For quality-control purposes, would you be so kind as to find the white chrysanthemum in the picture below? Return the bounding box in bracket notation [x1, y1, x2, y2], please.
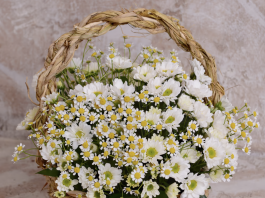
[220, 96, 234, 112]
[141, 180, 160, 198]
[170, 155, 190, 182]
[207, 110, 228, 139]
[86, 188, 106, 198]
[41, 92, 59, 105]
[191, 59, 212, 85]
[67, 57, 82, 68]
[84, 81, 108, 101]
[145, 111, 160, 126]
[156, 60, 183, 77]
[161, 79, 181, 105]
[193, 101, 213, 127]
[107, 56, 132, 69]
[209, 166, 225, 183]
[99, 163, 122, 187]
[180, 173, 209, 198]
[64, 122, 92, 149]
[133, 64, 156, 82]
[186, 80, 212, 99]
[56, 171, 78, 192]
[25, 106, 39, 122]
[31, 68, 45, 90]
[166, 183, 180, 198]
[17, 106, 40, 130]
[142, 139, 166, 165]
[69, 84, 84, 97]
[16, 120, 28, 130]
[180, 144, 201, 163]
[40, 142, 62, 164]
[83, 62, 99, 73]
[111, 78, 135, 97]
[178, 94, 195, 111]
[78, 166, 95, 188]
[145, 77, 165, 95]
[163, 107, 184, 133]
[203, 137, 226, 169]
[149, 106, 162, 115]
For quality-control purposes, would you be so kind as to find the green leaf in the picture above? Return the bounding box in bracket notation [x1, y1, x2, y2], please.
[120, 76, 129, 83]
[36, 168, 60, 177]
[200, 195, 207, 198]
[156, 191, 168, 198]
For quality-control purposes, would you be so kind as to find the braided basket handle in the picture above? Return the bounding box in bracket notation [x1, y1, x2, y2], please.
[36, 8, 224, 107]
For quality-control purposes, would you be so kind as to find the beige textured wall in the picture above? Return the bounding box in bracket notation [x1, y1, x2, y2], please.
[0, 0, 265, 197]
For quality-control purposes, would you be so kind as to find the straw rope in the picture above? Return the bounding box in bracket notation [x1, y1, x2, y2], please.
[35, 8, 223, 198]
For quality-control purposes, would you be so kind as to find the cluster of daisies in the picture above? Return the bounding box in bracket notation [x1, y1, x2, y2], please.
[14, 39, 259, 198]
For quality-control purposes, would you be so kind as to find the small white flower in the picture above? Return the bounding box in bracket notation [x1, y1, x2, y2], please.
[141, 180, 160, 198]
[180, 173, 209, 198]
[161, 78, 181, 105]
[193, 101, 213, 127]
[166, 183, 180, 198]
[203, 137, 226, 169]
[186, 80, 212, 99]
[133, 64, 156, 82]
[191, 58, 212, 85]
[107, 56, 132, 69]
[178, 94, 195, 111]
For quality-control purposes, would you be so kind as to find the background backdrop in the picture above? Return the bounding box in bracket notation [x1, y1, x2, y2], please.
[0, 0, 265, 197]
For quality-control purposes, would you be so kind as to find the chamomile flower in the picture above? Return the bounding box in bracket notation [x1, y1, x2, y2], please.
[193, 135, 205, 147]
[242, 144, 251, 155]
[131, 167, 145, 183]
[14, 143, 25, 154]
[160, 161, 172, 179]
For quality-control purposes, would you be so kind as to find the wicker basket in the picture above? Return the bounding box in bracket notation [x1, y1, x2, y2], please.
[34, 8, 223, 198]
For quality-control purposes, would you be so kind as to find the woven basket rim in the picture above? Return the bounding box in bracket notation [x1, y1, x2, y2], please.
[34, 8, 222, 198]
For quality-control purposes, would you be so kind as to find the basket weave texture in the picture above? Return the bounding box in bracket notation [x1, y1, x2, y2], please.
[34, 8, 222, 198]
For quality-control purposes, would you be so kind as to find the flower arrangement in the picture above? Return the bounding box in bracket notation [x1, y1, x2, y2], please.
[13, 36, 260, 198]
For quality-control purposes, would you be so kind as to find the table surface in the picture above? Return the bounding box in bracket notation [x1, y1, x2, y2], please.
[0, 137, 264, 198]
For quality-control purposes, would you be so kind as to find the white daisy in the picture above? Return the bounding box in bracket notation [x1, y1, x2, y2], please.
[84, 81, 108, 101]
[180, 173, 209, 198]
[63, 122, 92, 149]
[99, 163, 122, 187]
[203, 137, 226, 169]
[142, 139, 166, 165]
[133, 64, 157, 82]
[170, 155, 190, 182]
[107, 56, 132, 69]
[163, 107, 184, 133]
[55, 171, 78, 192]
[161, 78, 181, 105]
[145, 77, 165, 95]
[156, 60, 183, 77]
[111, 78, 135, 97]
